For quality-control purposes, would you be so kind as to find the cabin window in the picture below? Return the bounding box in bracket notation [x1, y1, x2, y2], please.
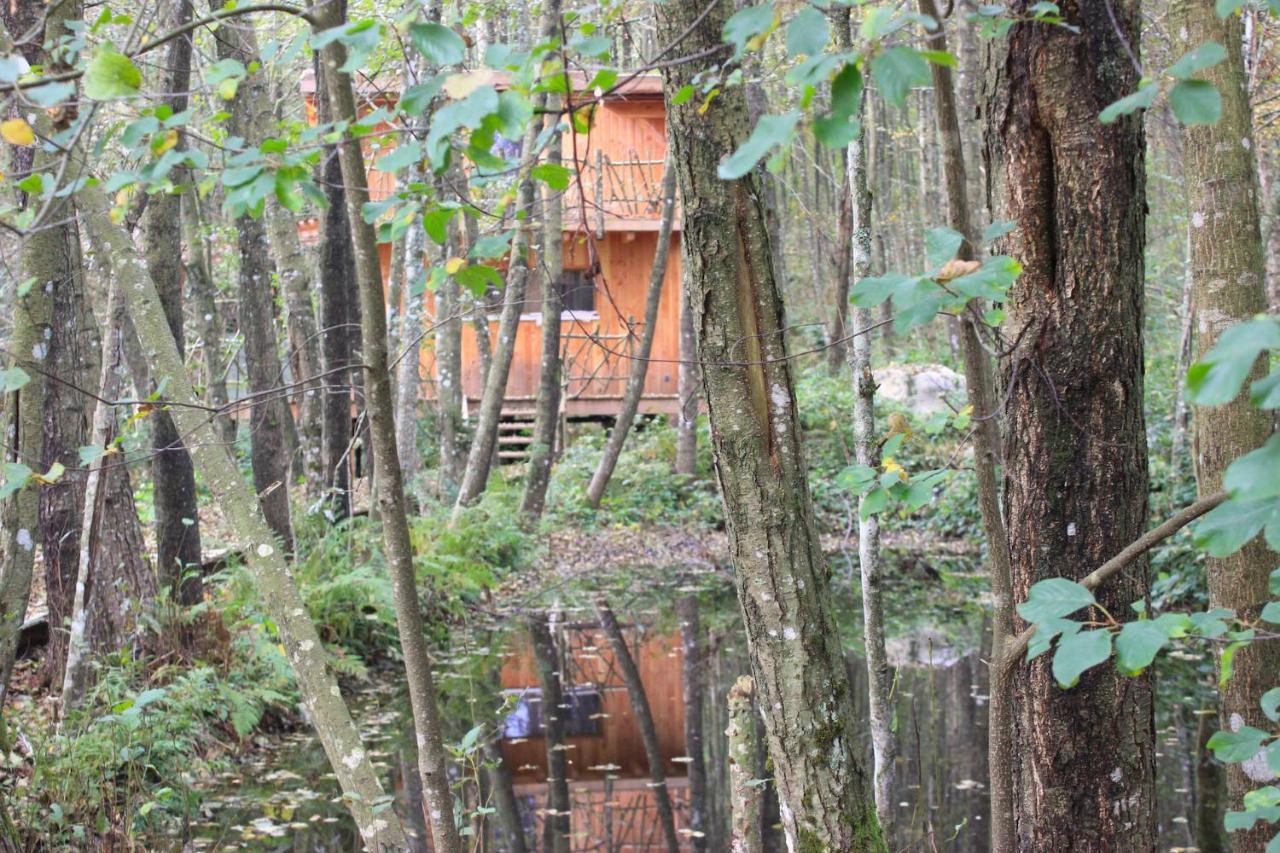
[501, 686, 604, 738]
[506, 269, 597, 319]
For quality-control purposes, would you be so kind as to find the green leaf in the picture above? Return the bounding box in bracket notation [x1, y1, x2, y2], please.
[0, 366, 30, 393]
[1170, 79, 1223, 125]
[470, 231, 514, 259]
[25, 82, 76, 108]
[1114, 621, 1167, 676]
[723, 4, 776, 60]
[672, 85, 695, 105]
[1206, 726, 1268, 762]
[1224, 434, 1280, 501]
[786, 6, 829, 57]
[1261, 601, 1280, 624]
[1216, 0, 1248, 15]
[1099, 82, 1158, 123]
[531, 162, 572, 190]
[454, 263, 503, 296]
[814, 115, 861, 148]
[78, 445, 105, 466]
[852, 273, 915, 308]
[1168, 42, 1227, 80]
[1271, 567, 1280, 596]
[84, 46, 143, 100]
[836, 463, 878, 495]
[829, 63, 864, 122]
[925, 226, 964, 270]
[1018, 577, 1096, 623]
[982, 219, 1017, 242]
[1028, 617, 1082, 661]
[1267, 741, 1280, 776]
[860, 485, 890, 518]
[870, 46, 931, 109]
[423, 206, 457, 245]
[905, 470, 947, 512]
[0, 462, 33, 500]
[1154, 611, 1193, 639]
[1251, 368, 1280, 409]
[948, 256, 1022, 302]
[375, 141, 423, 173]
[1194, 497, 1280, 557]
[1052, 629, 1112, 688]
[718, 112, 800, 180]
[1187, 318, 1280, 405]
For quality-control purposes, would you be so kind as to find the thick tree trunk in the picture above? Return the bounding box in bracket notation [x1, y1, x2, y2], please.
[726, 676, 763, 853]
[528, 612, 571, 853]
[985, 0, 1155, 847]
[585, 155, 676, 508]
[209, 5, 294, 554]
[520, 52, 566, 522]
[316, 55, 360, 520]
[1173, 4, 1280, 849]
[658, 4, 882, 846]
[79, 181, 406, 849]
[678, 595, 708, 852]
[595, 600, 680, 853]
[915, 0, 1016, 845]
[453, 118, 543, 513]
[844, 83, 895, 833]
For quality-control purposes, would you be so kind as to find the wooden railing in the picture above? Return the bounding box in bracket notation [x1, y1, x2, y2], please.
[566, 152, 669, 233]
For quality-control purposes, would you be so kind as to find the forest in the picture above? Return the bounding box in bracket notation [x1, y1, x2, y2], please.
[1, 0, 1279, 850]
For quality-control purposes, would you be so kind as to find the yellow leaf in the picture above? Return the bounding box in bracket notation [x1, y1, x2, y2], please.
[882, 457, 908, 482]
[153, 128, 179, 154]
[936, 258, 981, 283]
[445, 257, 466, 274]
[1, 118, 35, 146]
[443, 70, 494, 99]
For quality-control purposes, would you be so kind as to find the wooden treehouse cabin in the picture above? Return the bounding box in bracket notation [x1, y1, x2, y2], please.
[498, 621, 697, 850]
[299, 73, 684, 460]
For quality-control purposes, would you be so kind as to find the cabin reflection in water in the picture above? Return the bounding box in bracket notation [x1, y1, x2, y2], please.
[498, 622, 696, 850]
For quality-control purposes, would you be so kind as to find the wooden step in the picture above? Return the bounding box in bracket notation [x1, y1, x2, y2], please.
[498, 434, 531, 445]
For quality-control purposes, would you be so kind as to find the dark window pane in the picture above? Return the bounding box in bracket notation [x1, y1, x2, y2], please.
[561, 269, 596, 313]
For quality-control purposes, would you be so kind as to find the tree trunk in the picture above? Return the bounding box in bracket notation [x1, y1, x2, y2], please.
[316, 53, 359, 520]
[528, 612, 571, 853]
[1170, 225, 1195, 472]
[266, 197, 324, 492]
[844, 81, 896, 833]
[395, 219, 427, 492]
[1174, 4, 1280, 849]
[726, 676, 763, 853]
[595, 600, 680, 853]
[79, 181, 407, 849]
[483, 737, 528, 853]
[310, 6, 465, 849]
[585, 155, 676, 508]
[657, 4, 883, 848]
[915, 0, 1016, 844]
[436, 265, 465, 488]
[453, 117, 543, 514]
[675, 272, 700, 476]
[209, 4, 294, 554]
[520, 41, 566, 522]
[1194, 708, 1228, 853]
[183, 193, 237, 445]
[678, 595, 708, 852]
[985, 1, 1155, 847]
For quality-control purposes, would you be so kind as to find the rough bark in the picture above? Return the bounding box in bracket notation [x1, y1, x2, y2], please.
[726, 676, 763, 853]
[519, 44, 565, 522]
[675, 269, 700, 476]
[678, 595, 708, 852]
[595, 600, 680, 853]
[79, 182, 406, 849]
[453, 117, 543, 514]
[1173, 3, 1280, 848]
[585, 154, 676, 508]
[146, 0, 203, 605]
[209, 4, 294, 554]
[984, 0, 1155, 847]
[311, 10, 463, 850]
[528, 612, 571, 853]
[844, 83, 895, 834]
[658, 2, 883, 846]
[916, 0, 1016, 844]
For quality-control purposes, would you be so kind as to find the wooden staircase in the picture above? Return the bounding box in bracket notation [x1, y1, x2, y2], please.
[496, 409, 537, 463]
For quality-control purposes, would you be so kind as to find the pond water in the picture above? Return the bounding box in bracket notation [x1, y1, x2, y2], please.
[183, 556, 1209, 852]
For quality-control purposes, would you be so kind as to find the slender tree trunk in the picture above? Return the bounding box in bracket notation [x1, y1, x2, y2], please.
[395, 219, 427, 491]
[675, 272, 700, 475]
[678, 595, 708, 852]
[79, 181, 407, 849]
[528, 612, 571, 853]
[595, 600, 680, 853]
[483, 738, 528, 853]
[436, 262, 465, 488]
[183, 193, 237, 445]
[267, 198, 324, 492]
[845, 82, 896, 833]
[985, 1, 1155, 847]
[658, 5, 883, 845]
[520, 2, 567, 521]
[585, 155, 676, 508]
[1170, 225, 1195, 472]
[310, 7, 464, 849]
[453, 118, 543, 514]
[915, 0, 1016, 845]
[726, 676, 763, 853]
[209, 5, 294, 553]
[1194, 708, 1228, 853]
[1174, 4, 1280, 849]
